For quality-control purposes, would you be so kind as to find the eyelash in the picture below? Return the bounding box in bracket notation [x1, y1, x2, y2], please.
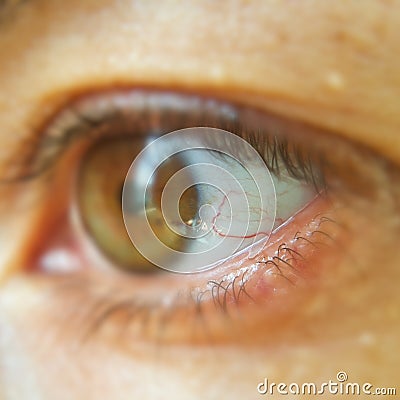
[6, 89, 385, 343]
[50, 213, 339, 345]
[5, 90, 326, 192]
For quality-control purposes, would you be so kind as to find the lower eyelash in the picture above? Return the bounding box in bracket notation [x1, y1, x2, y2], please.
[201, 215, 343, 313]
[42, 212, 342, 346]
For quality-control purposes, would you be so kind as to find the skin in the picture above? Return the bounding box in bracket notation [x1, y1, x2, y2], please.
[0, 1, 399, 399]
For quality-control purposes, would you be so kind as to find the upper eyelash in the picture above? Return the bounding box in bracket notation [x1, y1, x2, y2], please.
[1, 90, 327, 190]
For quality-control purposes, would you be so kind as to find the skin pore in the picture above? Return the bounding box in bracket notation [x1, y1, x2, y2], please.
[0, 1, 399, 399]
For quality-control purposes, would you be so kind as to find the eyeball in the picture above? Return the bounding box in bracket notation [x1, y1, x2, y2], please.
[122, 127, 277, 273]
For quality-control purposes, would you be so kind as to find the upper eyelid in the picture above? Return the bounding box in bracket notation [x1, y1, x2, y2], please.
[1, 0, 399, 166]
[3, 89, 328, 180]
[2, 84, 393, 175]
[1, 88, 394, 199]
[2, 90, 257, 180]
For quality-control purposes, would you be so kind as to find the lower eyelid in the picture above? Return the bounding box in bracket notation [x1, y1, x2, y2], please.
[9, 155, 396, 349]
[24, 193, 348, 347]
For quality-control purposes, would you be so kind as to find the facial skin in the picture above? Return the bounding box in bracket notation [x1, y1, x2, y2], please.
[0, 1, 399, 399]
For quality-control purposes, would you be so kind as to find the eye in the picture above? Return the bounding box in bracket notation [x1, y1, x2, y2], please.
[14, 89, 396, 344]
[77, 126, 316, 274]
[26, 91, 321, 273]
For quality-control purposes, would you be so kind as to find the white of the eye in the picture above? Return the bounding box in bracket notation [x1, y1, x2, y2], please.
[123, 127, 317, 273]
[167, 151, 316, 249]
[272, 172, 317, 227]
[123, 127, 277, 273]
[162, 149, 275, 252]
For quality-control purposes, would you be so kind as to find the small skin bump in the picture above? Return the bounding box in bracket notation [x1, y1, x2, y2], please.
[324, 71, 345, 92]
[358, 332, 376, 347]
